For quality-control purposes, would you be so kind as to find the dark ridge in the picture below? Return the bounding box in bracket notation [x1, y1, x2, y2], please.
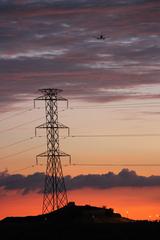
[0, 202, 159, 240]
[1, 202, 125, 224]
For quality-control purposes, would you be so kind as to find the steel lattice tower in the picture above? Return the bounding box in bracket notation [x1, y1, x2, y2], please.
[34, 88, 70, 214]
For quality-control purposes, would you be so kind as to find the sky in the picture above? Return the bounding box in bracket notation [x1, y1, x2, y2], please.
[0, 0, 160, 220]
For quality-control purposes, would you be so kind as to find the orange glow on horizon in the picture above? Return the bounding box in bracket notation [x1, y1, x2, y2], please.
[0, 187, 159, 221]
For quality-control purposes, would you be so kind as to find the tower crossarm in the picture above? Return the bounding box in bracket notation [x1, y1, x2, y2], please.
[34, 89, 68, 108]
[36, 151, 71, 159]
[35, 123, 70, 136]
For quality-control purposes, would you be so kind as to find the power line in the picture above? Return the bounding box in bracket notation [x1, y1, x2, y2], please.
[69, 133, 160, 138]
[0, 117, 44, 134]
[0, 107, 34, 122]
[0, 162, 70, 174]
[0, 105, 44, 123]
[0, 164, 38, 174]
[0, 135, 44, 150]
[0, 144, 44, 160]
[0, 136, 35, 149]
[6, 133, 160, 151]
[10, 165, 36, 174]
[1, 132, 160, 150]
[69, 101, 160, 110]
[36, 162, 160, 167]
[70, 163, 160, 167]
[1, 100, 160, 123]
[1, 162, 159, 175]
[0, 135, 63, 152]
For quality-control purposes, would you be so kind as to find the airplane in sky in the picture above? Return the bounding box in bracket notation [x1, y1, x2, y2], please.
[96, 33, 106, 40]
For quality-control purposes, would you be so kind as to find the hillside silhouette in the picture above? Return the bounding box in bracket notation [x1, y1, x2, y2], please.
[0, 202, 159, 240]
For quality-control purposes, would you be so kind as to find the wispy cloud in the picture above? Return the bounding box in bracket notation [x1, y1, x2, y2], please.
[0, 49, 68, 60]
[82, 60, 160, 74]
[0, 0, 160, 111]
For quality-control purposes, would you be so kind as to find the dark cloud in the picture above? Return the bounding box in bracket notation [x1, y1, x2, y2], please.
[0, 0, 154, 8]
[0, 169, 160, 195]
[0, 171, 44, 194]
[67, 169, 160, 189]
[0, 0, 160, 111]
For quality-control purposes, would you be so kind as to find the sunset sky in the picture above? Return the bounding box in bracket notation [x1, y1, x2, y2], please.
[0, 0, 160, 221]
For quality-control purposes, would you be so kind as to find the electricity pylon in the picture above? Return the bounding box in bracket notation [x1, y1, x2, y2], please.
[34, 88, 70, 214]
